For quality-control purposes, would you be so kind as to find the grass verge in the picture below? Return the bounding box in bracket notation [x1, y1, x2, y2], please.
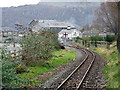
[17, 49, 76, 87]
[92, 47, 118, 88]
[74, 41, 119, 88]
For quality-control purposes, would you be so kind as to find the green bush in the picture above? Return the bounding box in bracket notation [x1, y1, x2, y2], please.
[19, 30, 60, 66]
[15, 63, 27, 74]
[4, 38, 15, 43]
[2, 61, 22, 88]
[82, 37, 91, 47]
[75, 36, 82, 42]
[105, 35, 116, 43]
[1, 45, 27, 74]
[1, 47, 27, 88]
[91, 35, 104, 41]
[105, 35, 116, 49]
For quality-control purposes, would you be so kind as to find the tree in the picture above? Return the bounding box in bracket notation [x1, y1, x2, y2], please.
[105, 35, 116, 49]
[15, 24, 60, 66]
[82, 37, 91, 47]
[117, 2, 120, 53]
[91, 35, 104, 41]
[94, 2, 120, 52]
[20, 30, 60, 66]
[95, 1, 120, 88]
[81, 28, 85, 33]
[83, 24, 90, 31]
[75, 36, 82, 42]
[117, 1, 120, 88]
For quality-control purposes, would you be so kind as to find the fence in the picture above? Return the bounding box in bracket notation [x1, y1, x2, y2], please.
[78, 40, 108, 48]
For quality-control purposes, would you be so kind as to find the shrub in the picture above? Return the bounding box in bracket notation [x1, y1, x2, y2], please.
[15, 63, 27, 74]
[83, 37, 91, 41]
[19, 30, 60, 66]
[1, 45, 27, 74]
[105, 35, 116, 49]
[82, 37, 91, 47]
[75, 36, 82, 42]
[2, 61, 21, 88]
[1, 46, 27, 88]
[91, 35, 104, 41]
[105, 35, 116, 43]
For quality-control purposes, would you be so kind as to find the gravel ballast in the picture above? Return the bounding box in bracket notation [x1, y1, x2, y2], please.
[41, 44, 106, 89]
[41, 46, 86, 88]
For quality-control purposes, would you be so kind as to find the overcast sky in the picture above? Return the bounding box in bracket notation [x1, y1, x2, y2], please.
[0, 0, 109, 7]
[0, 0, 41, 7]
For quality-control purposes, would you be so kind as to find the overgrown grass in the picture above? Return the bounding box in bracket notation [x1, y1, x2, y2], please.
[17, 49, 76, 87]
[92, 47, 118, 88]
[48, 49, 76, 67]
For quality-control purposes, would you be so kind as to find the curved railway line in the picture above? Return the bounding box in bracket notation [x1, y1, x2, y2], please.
[57, 42, 97, 89]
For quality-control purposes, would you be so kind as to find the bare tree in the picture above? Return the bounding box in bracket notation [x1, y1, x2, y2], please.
[117, 2, 120, 88]
[117, 2, 120, 53]
[94, 2, 120, 53]
[95, 2, 120, 88]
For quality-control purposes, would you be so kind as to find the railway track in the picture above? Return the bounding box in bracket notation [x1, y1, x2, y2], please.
[57, 43, 96, 89]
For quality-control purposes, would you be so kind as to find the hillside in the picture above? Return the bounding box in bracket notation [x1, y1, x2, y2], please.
[2, 2, 100, 29]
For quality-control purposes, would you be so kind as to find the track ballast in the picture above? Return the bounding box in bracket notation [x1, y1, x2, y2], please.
[57, 43, 96, 89]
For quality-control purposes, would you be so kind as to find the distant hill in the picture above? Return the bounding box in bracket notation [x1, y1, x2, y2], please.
[2, 2, 100, 29]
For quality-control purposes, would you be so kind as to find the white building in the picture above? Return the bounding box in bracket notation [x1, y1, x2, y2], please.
[58, 28, 81, 40]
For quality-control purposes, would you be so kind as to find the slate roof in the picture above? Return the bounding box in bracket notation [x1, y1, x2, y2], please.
[29, 20, 75, 28]
[0, 27, 18, 32]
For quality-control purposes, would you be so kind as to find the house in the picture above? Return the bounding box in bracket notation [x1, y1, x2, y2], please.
[99, 32, 115, 37]
[58, 28, 81, 41]
[82, 28, 115, 38]
[0, 27, 19, 42]
[29, 20, 76, 33]
[82, 28, 100, 38]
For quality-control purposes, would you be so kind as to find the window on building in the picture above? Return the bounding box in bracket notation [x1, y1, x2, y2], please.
[14, 32, 17, 35]
[74, 32, 76, 36]
[8, 32, 12, 35]
[3, 32, 8, 37]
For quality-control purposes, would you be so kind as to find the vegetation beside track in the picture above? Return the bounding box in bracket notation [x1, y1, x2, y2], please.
[74, 41, 119, 88]
[17, 49, 76, 87]
[91, 42, 118, 88]
[1, 29, 76, 88]
[1, 48, 76, 88]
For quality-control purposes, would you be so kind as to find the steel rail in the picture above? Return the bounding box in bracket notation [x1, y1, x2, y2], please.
[57, 43, 96, 89]
[57, 49, 88, 89]
[77, 48, 96, 89]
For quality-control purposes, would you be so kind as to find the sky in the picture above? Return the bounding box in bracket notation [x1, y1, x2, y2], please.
[0, 0, 41, 7]
[0, 0, 114, 8]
